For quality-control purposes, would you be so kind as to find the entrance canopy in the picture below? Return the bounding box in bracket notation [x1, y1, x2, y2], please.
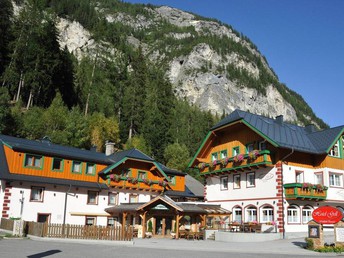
[105, 195, 231, 239]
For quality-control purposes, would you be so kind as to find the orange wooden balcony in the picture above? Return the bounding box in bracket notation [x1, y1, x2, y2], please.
[284, 183, 327, 201]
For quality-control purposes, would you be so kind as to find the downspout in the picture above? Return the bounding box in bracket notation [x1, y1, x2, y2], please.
[280, 148, 294, 239]
[63, 184, 72, 236]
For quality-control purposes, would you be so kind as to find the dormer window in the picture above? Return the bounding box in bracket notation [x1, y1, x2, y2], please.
[259, 141, 266, 151]
[24, 154, 43, 169]
[232, 147, 240, 156]
[246, 143, 254, 153]
[220, 150, 227, 159]
[211, 152, 218, 161]
[329, 140, 340, 157]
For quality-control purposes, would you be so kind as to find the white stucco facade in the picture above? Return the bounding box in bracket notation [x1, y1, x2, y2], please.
[2, 181, 155, 226]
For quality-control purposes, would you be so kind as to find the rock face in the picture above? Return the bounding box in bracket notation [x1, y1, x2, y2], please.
[55, 4, 315, 126]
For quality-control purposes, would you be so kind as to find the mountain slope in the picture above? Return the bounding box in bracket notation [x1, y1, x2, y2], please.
[55, 1, 326, 128]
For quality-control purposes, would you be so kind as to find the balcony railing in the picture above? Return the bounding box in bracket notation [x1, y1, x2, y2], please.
[284, 183, 327, 201]
[198, 150, 272, 175]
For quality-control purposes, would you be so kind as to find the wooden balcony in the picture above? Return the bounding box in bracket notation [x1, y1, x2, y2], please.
[198, 150, 273, 175]
[284, 183, 327, 201]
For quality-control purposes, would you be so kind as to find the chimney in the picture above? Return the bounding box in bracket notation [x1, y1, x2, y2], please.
[275, 115, 283, 125]
[90, 145, 97, 152]
[105, 141, 115, 156]
[305, 124, 317, 133]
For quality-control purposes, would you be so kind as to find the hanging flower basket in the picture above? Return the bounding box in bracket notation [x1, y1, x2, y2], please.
[210, 160, 218, 168]
[158, 180, 167, 187]
[233, 154, 244, 163]
[143, 178, 153, 186]
[248, 150, 260, 161]
[221, 157, 229, 167]
[127, 177, 138, 184]
[198, 162, 206, 170]
[302, 182, 313, 191]
[110, 174, 121, 182]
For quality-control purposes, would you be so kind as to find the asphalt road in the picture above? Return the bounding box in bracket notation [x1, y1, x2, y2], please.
[0, 237, 338, 258]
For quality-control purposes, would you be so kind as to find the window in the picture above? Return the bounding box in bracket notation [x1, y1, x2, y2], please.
[30, 187, 44, 202]
[108, 192, 118, 205]
[86, 163, 95, 175]
[24, 154, 43, 168]
[220, 176, 228, 190]
[245, 206, 257, 222]
[246, 143, 254, 153]
[259, 141, 266, 151]
[302, 206, 313, 224]
[247, 172, 255, 187]
[232, 147, 240, 156]
[138, 171, 146, 180]
[295, 171, 304, 183]
[168, 175, 176, 185]
[52, 158, 63, 171]
[85, 216, 96, 226]
[121, 169, 130, 177]
[233, 207, 242, 223]
[329, 140, 340, 157]
[72, 161, 82, 174]
[211, 152, 218, 161]
[261, 206, 274, 222]
[287, 205, 300, 223]
[314, 172, 323, 185]
[129, 194, 138, 203]
[107, 217, 118, 227]
[87, 191, 98, 205]
[37, 213, 50, 223]
[220, 150, 227, 159]
[233, 174, 241, 189]
[329, 173, 342, 187]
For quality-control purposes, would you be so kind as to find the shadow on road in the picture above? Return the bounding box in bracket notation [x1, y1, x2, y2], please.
[27, 249, 61, 258]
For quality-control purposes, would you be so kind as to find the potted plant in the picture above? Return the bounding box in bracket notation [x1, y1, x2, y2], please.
[146, 220, 153, 238]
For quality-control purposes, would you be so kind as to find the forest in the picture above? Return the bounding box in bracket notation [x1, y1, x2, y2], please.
[0, 0, 327, 179]
[0, 0, 220, 179]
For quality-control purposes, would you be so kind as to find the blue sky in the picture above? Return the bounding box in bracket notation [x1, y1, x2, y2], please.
[125, 0, 344, 128]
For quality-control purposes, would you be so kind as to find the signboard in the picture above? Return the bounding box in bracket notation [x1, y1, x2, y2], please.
[308, 225, 320, 238]
[312, 206, 343, 224]
[152, 204, 169, 210]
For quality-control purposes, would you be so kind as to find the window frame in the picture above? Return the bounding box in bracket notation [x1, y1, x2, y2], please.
[85, 216, 96, 226]
[108, 192, 118, 205]
[121, 169, 131, 178]
[246, 143, 254, 154]
[258, 141, 266, 151]
[220, 176, 228, 190]
[129, 194, 138, 203]
[220, 149, 228, 159]
[138, 171, 147, 180]
[211, 152, 218, 161]
[233, 174, 241, 189]
[85, 163, 96, 176]
[51, 157, 64, 172]
[329, 172, 342, 187]
[261, 205, 274, 223]
[302, 206, 313, 224]
[245, 206, 257, 222]
[71, 160, 83, 174]
[246, 172, 255, 188]
[232, 146, 240, 157]
[314, 172, 323, 185]
[329, 140, 340, 158]
[287, 205, 300, 224]
[24, 154, 44, 169]
[295, 170, 304, 183]
[87, 190, 99, 205]
[30, 186, 44, 202]
[107, 217, 118, 227]
[232, 206, 242, 223]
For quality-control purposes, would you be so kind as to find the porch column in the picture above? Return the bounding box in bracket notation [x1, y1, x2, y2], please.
[122, 212, 127, 240]
[200, 215, 206, 228]
[175, 214, 182, 240]
[140, 211, 147, 239]
[162, 218, 166, 236]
